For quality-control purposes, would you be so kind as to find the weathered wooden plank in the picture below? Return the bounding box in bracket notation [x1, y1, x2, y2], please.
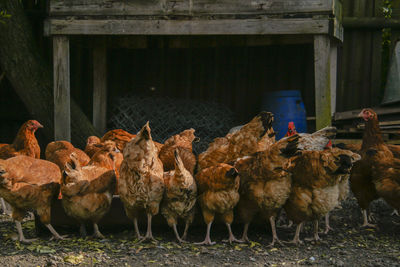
[53, 36, 71, 141]
[45, 18, 332, 36]
[49, 0, 339, 16]
[93, 40, 107, 134]
[329, 43, 337, 115]
[314, 35, 332, 129]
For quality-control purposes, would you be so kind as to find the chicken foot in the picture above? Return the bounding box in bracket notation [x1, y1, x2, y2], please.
[222, 223, 243, 244]
[361, 209, 377, 228]
[15, 221, 38, 244]
[305, 220, 321, 242]
[323, 213, 333, 234]
[46, 224, 67, 240]
[267, 216, 283, 247]
[93, 223, 105, 239]
[283, 222, 304, 246]
[240, 223, 250, 243]
[195, 222, 215, 245]
[138, 214, 156, 243]
[172, 223, 187, 244]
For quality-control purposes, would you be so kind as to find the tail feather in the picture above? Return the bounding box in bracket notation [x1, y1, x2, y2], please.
[258, 111, 274, 138]
[279, 134, 301, 158]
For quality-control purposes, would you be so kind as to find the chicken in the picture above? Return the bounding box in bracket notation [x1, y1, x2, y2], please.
[161, 149, 197, 243]
[0, 120, 43, 215]
[194, 163, 240, 245]
[281, 126, 336, 151]
[234, 134, 301, 246]
[350, 108, 394, 228]
[284, 148, 361, 244]
[89, 141, 123, 179]
[198, 112, 275, 171]
[84, 136, 102, 158]
[101, 129, 136, 151]
[0, 120, 43, 159]
[118, 122, 164, 242]
[0, 156, 64, 243]
[61, 152, 116, 238]
[159, 129, 197, 175]
[45, 141, 90, 171]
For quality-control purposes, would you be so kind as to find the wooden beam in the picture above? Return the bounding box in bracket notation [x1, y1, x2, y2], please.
[49, 0, 339, 16]
[330, 43, 337, 115]
[334, 107, 400, 121]
[343, 17, 400, 29]
[92, 40, 107, 134]
[44, 18, 333, 36]
[53, 36, 71, 141]
[314, 35, 332, 129]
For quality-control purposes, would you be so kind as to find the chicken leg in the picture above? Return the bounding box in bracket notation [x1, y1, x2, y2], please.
[93, 223, 105, 239]
[361, 209, 377, 228]
[181, 220, 190, 241]
[268, 216, 283, 247]
[80, 223, 87, 237]
[172, 223, 186, 244]
[222, 223, 243, 244]
[284, 222, 303, 246]
[240, 223, 250, 243]
[324, 213, 333, 234]
[139, 213, 156, 243]
[46, 224, 66, 240]
[195, 222, 215, 245]
[1, 198, 11, 215]
[305, 220, 321, 242]
[15, 221, 37, 243]
[133, 218, 143, 240]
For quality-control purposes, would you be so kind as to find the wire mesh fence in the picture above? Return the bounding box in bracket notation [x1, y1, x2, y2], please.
[108, 94, 238, 154]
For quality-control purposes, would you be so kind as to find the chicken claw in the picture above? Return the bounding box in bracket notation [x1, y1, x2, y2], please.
[361, 210, 378, 229]
[195, 222, 215, 246]
[283, 223, 303, 246]
[222, 223, 243, 244]
[239, 223, 250, 243]
[93, 223, 105, 239]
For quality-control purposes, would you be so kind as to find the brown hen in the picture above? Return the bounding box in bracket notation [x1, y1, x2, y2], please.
[0, 120, 43, 159]
[350, 108, 394, 228]
[0, 156, 64, 243]
[84, 136, 102, 158]
[234, 134, 301, 246]
[118, 122, 164, 242]
[198, 112, 275, 171]
[61, 152, 116, 238]
[159, 129, 197, 175]
[284, 148, 360, 244]
[45, 140, 90, 171]
[161, 149, 197, 243]
[195, 163, 240, 245]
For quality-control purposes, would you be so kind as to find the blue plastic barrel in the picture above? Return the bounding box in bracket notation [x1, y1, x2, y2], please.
[261, 90, 307, 140]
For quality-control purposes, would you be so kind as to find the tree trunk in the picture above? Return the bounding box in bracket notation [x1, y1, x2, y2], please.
[0, 0, 99, 147]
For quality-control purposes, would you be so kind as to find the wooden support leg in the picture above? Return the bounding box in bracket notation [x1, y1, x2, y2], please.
[53, 36, 71, 141]
[93, 41, 107, 134]
[314, 35, 336, 129]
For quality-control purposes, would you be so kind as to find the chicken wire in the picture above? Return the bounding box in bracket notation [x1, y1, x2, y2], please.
[108, 94, 238, 154]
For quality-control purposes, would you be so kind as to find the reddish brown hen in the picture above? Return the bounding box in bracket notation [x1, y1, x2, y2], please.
[45, 140, 90, 171]
[0, 156, 64, 243]
[195, 163, 240, 245]
[84, 136, 102, 158]
[159, 129, 197, 175]
[0, 120, 43, 159]
[350, 108, 394, 228]
[61, 152, 117, 238]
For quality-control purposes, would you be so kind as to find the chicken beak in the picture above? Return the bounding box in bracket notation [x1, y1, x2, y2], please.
[36, 123, 44, 129]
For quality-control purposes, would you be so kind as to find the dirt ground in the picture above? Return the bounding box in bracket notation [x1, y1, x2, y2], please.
[0, 196, 399, 267]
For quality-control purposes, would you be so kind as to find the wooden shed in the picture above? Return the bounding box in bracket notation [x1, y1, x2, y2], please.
[44, 0, 343, 140]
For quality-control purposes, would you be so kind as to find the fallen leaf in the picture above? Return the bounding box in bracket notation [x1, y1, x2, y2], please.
[64, 254, 84, 265]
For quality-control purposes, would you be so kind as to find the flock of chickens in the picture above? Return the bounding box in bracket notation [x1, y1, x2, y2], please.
[0, 108, 399, 247]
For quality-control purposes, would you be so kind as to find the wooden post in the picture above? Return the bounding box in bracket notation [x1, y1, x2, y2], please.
[330, 43, 337, 116]
[93, 41, 107, 134]
[53, 36, 71, 141]
[314, 35, 334, 129]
